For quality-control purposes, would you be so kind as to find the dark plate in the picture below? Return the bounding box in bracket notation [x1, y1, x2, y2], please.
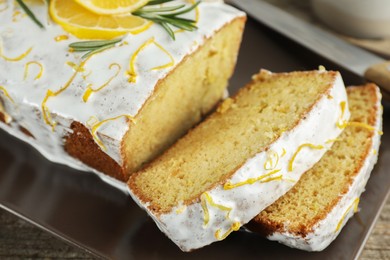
[0, 18, 389, 260]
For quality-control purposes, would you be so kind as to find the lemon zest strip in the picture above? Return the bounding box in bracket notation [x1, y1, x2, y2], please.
[0, 86, 14, 103]
[224, 169, 281, 190]
[54, 35, 69, 41]
[264, 150, 279, 170]
[66, 61, 86, 72]
[24, 61, 44, 80]
[337, 101, 382, 135]
[288, 143, 324, 172]
[82, 63, 121, 102]
[89, 114, 135, 151]
[126, 37, 175, 83]
[126, 37, 154, 83]
[215, 222, 241, 241]
[201, 192, 232, 227]
[281, 148, 286, 157]
[345, 121, 383, 135]
[42, 58, 90, 130]
[325, 138, 341, 144]
[336, 101, 348, 128]
[335, 197, 360, 232]
[0, 46, 32, 62]
[150, 40, 174, 71]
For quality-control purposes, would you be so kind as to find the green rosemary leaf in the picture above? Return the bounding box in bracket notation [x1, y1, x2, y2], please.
[69, 38, 122, 49]
[146, 0, 174, 6]
[160, 15, 196, 24]
[162, 17, 197, 30]
[15, 0, 44, 28]
[132, 0, 200, 40]
[165, 1, 200, 16]
[82, 44, 116, 59]
[69, 38, 122, 59]
[160, 22, 175, 40]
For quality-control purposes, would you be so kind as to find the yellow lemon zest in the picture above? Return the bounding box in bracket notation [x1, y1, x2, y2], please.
[224, 169, 281, 190]
[126, 37, 174, 83]
[150, 40, 174, 71]
[336, 101, 382, 135]
[0, 86, 14, 103]
[336, 101, 347, 128]
[66, 61, 86, 72]
[264, 150, 279, 170]
[42, 58, 90, 130]
[325, 138, 341, 144]
[24, 61, 44, 80]
[345, 121, 383, 135]
[54, 35, 69, 41]
[335, 197, 360, 232]
[201, 192, 232, 227]
[89, 114, 135, 150]
[281, 148, 286, 157]
[126, 37, 154, 83]
[82, 63, 121, 102]
[261, 175, 283, 183]
[0, 46, 32, 62]
[289, 143, 324, 172]
[215, 222, 241, 240]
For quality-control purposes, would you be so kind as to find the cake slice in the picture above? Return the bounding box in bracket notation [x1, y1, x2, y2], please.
[0, 1, 245, 187]
[246, 84, 382, 251]
[128, 69, 349, 251]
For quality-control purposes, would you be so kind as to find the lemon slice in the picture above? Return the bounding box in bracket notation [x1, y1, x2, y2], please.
[74, 0, 148, 15]
[50, 0, 151, 39]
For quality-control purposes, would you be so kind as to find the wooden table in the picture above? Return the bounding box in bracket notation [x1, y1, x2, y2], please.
[0, 197, 389, 259]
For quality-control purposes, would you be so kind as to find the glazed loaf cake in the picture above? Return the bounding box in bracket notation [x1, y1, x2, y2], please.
[0, 1, 245, 187]
[247, 84, 382, 251]
[128, 69, 350, 251]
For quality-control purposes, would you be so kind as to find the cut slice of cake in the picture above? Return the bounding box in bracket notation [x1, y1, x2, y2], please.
[246, 84, 383, 251]
[0, 1, 245, 187]
[128, 69, 350, 251]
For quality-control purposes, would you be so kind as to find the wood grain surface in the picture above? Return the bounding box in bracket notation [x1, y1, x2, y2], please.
[0, 196, 389, 259]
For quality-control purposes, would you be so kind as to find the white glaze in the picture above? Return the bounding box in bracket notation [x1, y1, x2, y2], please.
[0, 1, 245, 185]
[128, 71, 350, 251]
[267, 86, 383, 251]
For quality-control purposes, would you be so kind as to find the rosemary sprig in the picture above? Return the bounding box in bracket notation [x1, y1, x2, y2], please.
[69, 38, 123, 59]
[133, 0, 200, 40]
[15, 0, 44, 29]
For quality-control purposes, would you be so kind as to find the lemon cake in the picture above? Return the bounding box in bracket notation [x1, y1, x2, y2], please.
[0, 0, 245, 188]
[128, 69, 350, 251]
[247, 84, 382, 251]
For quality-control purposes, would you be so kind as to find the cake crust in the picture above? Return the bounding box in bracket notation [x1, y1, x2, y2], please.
[128, 69, 349, 251]
[247, 84, 382, 251]
[0, 1, 245, 187]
